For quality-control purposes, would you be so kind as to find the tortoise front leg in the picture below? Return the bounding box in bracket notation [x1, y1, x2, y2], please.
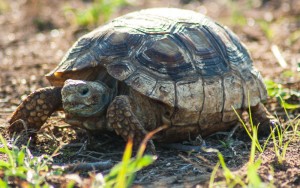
[8, 87, 62, 134]
[106, 95, 156, 152]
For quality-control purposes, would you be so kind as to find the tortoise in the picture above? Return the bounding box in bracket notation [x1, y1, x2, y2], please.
[9, 8, 274, 148]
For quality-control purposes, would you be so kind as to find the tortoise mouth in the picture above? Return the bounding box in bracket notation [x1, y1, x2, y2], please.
[63, 102, 105, 117]
[63, 102, 84, 110]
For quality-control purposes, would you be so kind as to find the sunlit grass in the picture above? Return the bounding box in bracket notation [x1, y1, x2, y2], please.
[0, 126, 161, 187]
[64, 0, 128, 28]
[104, 139, 156, 188]
[209, 117, 269, 187]
[210, 90, 299, 187]
[226, 0, 248, 27]
[0, 0, 9, 14]
[104, 126, 165, 188]
[0, 134, 61, 187]
[256, 19, 274, 41]
[232, 102, 271, 153]
[264, 79, 300, 110]
[270, 98, 300, 164]
[209, 104, 268, 187]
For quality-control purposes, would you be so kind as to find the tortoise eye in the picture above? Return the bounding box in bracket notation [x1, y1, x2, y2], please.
[80, 87, 89, 96]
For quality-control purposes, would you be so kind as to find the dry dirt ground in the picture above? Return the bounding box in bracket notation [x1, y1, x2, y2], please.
[0, 0, 299, 187]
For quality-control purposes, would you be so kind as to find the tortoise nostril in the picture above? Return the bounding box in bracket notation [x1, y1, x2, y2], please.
[80, 87, 89, 96]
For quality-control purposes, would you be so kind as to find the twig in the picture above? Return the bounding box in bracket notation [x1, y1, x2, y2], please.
[179, 154, 214, 171]
[70, 140, 88, 157]
[226, 123, 240, 141]
[78, 154, 105, 161]
[159, 143, 202, 152]
[53, 160, 113, 172]
[271, 44, 288, 68]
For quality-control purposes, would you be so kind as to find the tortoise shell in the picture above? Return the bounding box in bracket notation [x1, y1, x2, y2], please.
[46, 8, 267, 125]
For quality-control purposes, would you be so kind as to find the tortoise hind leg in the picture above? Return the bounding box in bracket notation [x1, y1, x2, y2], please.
[8, 87, 62, 134]
[250, 102, 278, 136]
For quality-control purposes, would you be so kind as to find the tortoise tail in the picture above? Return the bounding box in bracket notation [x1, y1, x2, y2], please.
[8, 87, 62, 134]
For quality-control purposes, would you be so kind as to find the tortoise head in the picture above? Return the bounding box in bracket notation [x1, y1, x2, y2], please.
[61, 79, 112, 117]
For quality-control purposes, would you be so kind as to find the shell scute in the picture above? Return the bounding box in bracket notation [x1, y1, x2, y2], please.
[222, 73, 243, 122]
[107, 61, 136, 81]
[125, 71, 156, 96]
[99, 31, 142, 57]
[137, 36, 193, 78]
[172, 78, 204, 126]
[240, 70, 261, 107]
[149, 81, 175, 108]
[176, 27, 214, 55]
[175, 26, 230, 77]
[112, 14, 173, 34]
[144, 37, 183, 63]
[199, 77, 223, 125]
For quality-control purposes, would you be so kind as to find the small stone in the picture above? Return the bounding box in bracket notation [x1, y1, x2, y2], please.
[42, 104, 48, 109]
[44, 110, 49, 115]
[37, 112, 43, 117]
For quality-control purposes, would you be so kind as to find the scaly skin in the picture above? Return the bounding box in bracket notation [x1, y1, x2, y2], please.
[106, 95, 156, 152]
[8, 87, 62, 134]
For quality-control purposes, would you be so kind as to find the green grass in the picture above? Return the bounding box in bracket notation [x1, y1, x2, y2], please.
[0, 127, 160, 187]
[270, 99, 300, 164]
[209, 124, 269, 187]
[0, 134, 61, 187]
[264, 79, 300, 110]
[0, 0, 9, 14]
[256, 19, 274, 41]
[226, 0, 248, 27]
[104, 139, 156, 188]
[103, 126, 165, 188]
[64, 0, 128, 28]
[209, 107, 269, 187]
[210, 91, 299, 187]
